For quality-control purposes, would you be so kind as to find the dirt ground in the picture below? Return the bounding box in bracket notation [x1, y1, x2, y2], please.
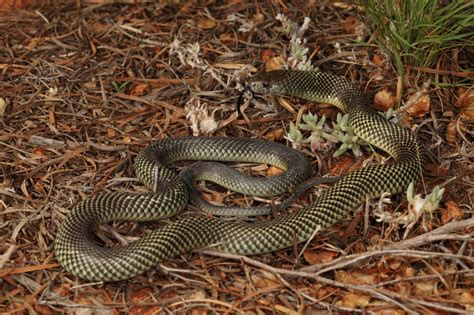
[0, 1, 473, 313]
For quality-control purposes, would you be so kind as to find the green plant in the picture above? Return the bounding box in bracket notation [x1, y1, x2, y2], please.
[286, 112, 372, 157]
[112, 81, 130, 93]
[331, 113, 368, 158]
[362, 0, 474, 81]
[276, 14, 314, 70]
[286, 121, 309, 149]
[406, 182, 445, 215]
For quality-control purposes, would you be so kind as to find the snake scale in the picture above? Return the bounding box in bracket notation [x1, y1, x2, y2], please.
[54, 70, 426, 281]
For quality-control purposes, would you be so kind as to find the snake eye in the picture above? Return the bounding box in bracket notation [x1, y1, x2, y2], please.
[262, 82, 271, 88]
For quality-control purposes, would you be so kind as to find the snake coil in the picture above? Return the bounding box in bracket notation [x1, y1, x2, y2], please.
[55, 70, 426, 281]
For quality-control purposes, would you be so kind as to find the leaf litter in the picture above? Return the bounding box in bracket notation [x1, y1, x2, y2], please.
[0, 1, 472, 314]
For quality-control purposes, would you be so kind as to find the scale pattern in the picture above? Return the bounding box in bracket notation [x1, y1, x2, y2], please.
[54, 70, 426, 281]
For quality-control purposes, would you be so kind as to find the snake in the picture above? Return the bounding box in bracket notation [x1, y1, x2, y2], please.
[54, 70, 426, 281]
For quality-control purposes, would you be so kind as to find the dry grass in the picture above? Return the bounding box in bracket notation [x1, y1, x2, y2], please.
[0, 1, 472, 313]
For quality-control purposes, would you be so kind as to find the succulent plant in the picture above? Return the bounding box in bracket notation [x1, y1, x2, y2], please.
[285, 122, 309, 149]
[379, 107, 399, 124]
[407, 182, 445, 215]
[331, 113, 368, 157]
[286, 112, 373, 156]
[300, 112, 337, 152]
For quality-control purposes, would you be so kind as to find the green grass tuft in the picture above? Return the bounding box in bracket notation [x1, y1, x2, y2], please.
[361, 0, 474, 82]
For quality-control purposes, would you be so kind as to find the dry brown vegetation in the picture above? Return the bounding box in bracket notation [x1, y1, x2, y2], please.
[0, 1, 473, 313]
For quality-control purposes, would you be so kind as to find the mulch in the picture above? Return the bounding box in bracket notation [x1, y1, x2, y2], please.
[0, 1, 472, 313]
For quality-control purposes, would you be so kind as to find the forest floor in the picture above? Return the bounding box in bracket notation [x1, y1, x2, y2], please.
[0, 1, 473, 314]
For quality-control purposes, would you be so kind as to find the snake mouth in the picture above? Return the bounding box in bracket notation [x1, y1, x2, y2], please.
[237, 85, 254, 116]
[237, 70, 290, 116]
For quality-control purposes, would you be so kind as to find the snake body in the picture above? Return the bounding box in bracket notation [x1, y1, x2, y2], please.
[54, 70, 426, 281]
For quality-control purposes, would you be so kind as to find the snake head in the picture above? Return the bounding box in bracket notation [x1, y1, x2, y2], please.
[237, 70, 292, 116]
[245, 70, 290, 95]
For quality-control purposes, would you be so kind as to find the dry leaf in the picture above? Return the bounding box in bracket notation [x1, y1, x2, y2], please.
[32, 147, 45, 156]
[107, 128, 118, 138]
[336, 292, 371, 308]
[264, 128, 284, 141]
[266, 56, 286, 72]
[130, 83, 149, 96]
[405, 94, 430, 117]
[267, 166, 284, 177]
[388, 259, 402, 270]
[404, 267, 416, 278]
[278, 97, 295, 113]
[219, 33, 238, 44]
[189, 290, 206, 299]
[372, 54, 385, 66]
[425, 163, 449, 177]
[274, 305, 299, 315]
[446, 120, 458, 144]
[70, 299, 94, 311]
[82, 79, 97, 90]
[457, 289, 474, 311]
[303, 249, 338, 264]
[57, 122, 77, 132]
[251, 270, 279, 290]
[413, 278, 436, 296]
[460, 101, 474, 121]
[253, 13, 265, 24]
[0, 98, 6, 116]
[26, 37, 43, 50]
[34, 305, 53, 315]
[189, 291, 208, 315]
[371, 72, 386, 81]
[49, 107, 56, 126]
[455, 88, 474, 109]
[251, 275, 271, 289]
[130, 287, 153, 303]
[342, 16, 359, 34]
[197, 18, 217, 30]
[201, 191, 224, 205]
[251, 164, 269, 172]
[329, 156, 354, 176]
[318, 107, 337, 119]
[336, 270, 377, 285]
[34, 180, 46, 194]
[393, 276, 412, 296]
[440, 200, 464, 224]
[373, 89, 395, 111]
[91, 21, 110, 33]
[129, 287, 163, 315]
[342, 16, 367, 41]
[262, 50, 276, 63]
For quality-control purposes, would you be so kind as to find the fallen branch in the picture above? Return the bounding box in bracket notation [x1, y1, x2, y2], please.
[298, 248, 473, 275]
[203, 250, 415, 313]
[384, 218, 474, 249]
[203, 243, 472, 313]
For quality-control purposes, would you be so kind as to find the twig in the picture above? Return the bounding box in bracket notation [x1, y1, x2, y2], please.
[202, 250, 415, 313]
[203, 250, 468, 313]
[383, 218, 474, 249]
[298, 249, 473, 275]
[0, 244, 17, 269]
